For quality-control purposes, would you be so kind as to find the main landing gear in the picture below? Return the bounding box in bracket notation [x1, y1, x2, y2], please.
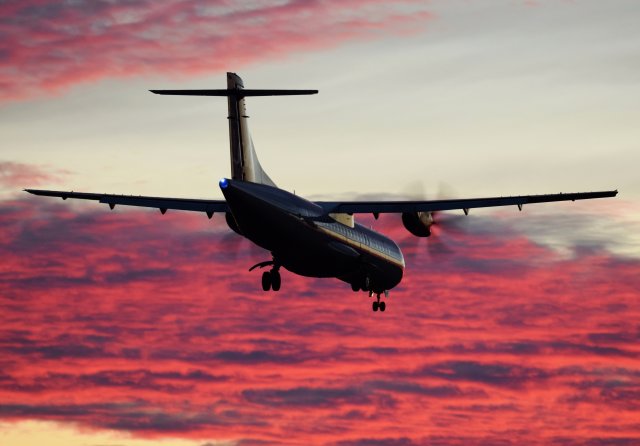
[250, 260, 281, 292]
[261, 269, 281, 292]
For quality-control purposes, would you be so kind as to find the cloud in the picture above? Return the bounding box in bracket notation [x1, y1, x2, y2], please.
[0, 0, 432, 102]
[0, 161, 68, 190]
[334, 438, 418, 446]
[243, 386, 371, 408]
[414, 360, 550, 388]
[0, 402, 250, 433]
[0, 188, 639, 445]
[365, 380, 465, 398]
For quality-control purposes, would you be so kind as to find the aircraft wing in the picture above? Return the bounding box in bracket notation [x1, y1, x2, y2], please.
[24, 189, 228, 217]
[316, 190, 618, 215]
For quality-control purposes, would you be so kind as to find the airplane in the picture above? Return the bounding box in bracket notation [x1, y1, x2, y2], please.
[26, 72, 618, 312]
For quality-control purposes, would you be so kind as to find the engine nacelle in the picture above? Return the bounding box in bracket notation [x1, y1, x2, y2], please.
[401, 211, 434, 237]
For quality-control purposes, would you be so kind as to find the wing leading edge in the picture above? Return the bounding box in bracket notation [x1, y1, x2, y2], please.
[316, 190, 618, 215]
[24, 189, 228, 217]
[25, 188, 617, 218]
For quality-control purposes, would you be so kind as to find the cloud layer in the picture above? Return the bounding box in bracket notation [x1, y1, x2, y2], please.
[1, 172, 638, 445]
[0, 0, 431, 102]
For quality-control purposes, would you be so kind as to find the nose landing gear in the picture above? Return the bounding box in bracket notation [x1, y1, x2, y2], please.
[370, 290, 389, 312]
[372, 297, 386, 312]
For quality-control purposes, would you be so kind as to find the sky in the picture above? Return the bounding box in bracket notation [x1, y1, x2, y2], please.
[1, 1, 639, 445]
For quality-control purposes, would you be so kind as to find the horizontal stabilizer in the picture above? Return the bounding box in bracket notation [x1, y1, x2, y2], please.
[150, 89, 318, 97]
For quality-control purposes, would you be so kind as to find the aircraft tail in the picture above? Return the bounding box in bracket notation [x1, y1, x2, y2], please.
[225, 72, 273, 186]
[151, 72, 317, 186]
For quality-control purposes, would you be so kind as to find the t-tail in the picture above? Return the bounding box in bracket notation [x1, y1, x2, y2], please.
[151, 72, 317, 186]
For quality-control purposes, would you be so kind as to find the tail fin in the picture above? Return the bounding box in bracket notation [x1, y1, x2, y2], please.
[225, 72, 273, 186]
[151, 72, 317, 186]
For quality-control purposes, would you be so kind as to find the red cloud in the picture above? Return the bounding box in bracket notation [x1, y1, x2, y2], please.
[0, 193, 639, 445]
[0, 0, 432, 102]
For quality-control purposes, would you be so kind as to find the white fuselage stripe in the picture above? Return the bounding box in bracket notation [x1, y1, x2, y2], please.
[315, 225, 405, 269]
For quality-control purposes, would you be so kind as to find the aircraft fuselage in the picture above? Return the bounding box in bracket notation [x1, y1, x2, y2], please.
[220, 178, 404, 294]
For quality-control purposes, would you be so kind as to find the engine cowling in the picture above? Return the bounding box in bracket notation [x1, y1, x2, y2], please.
[401, 211, 434, 237]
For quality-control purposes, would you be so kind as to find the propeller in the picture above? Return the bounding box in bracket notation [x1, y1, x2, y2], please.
[401, 181, 469, 259]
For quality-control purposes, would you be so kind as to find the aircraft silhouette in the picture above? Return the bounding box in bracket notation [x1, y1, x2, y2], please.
[26, 72, 618, 312]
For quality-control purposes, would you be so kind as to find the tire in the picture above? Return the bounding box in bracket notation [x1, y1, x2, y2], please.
[261, 271, 271, 291]
[351, 282, 360, 292]
[379, 301, 386, 312]
[271, 271, 281, 291]
[372, 301, 379, 312]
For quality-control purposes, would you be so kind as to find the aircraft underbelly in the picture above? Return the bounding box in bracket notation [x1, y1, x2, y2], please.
[243, 209, 402, 287]
[279, 240, 361, 278]
[248, 212, 358, 277]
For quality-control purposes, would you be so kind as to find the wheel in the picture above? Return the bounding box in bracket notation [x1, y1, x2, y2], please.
[351, 282, 360, 292]
[372, 301, 379, 312]
[363, 276, 371, 291]
[261, 271, 271, 291]
[379, 301, 386, 312]
[271, 270, 281, 291]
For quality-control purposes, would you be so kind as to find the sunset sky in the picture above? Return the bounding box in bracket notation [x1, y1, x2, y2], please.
[1, 1, 639, 445]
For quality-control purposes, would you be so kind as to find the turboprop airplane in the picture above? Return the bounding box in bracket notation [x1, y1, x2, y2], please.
[26, 72, 618, 312]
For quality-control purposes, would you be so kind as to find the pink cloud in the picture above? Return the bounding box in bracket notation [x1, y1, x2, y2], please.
[0, 191, 638, 445]
[0, 0, 432, 102]
[0, 161, 68, 190]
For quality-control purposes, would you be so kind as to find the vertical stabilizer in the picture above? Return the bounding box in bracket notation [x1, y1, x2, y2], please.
[150, 74, 317, 187]
[226, 73, 276, 186]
